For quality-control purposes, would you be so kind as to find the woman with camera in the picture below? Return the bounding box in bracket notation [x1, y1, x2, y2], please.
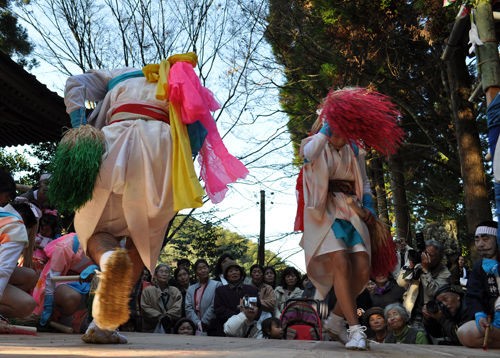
[213, 259, 259, 336]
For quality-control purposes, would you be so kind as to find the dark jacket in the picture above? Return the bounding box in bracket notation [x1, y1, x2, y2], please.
[212, 281, 259, 336]
[370, 279, 405, 309]
[465, 259, 499, 316]
[423, 301, 474, 345]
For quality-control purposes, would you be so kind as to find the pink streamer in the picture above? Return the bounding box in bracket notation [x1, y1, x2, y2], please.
[168, 62, 248, 203]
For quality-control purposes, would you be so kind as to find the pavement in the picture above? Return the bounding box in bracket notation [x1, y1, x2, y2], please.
[0, 332, 498, 358]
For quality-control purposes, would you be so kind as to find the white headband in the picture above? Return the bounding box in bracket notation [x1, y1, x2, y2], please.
[475, 226, 497, 237]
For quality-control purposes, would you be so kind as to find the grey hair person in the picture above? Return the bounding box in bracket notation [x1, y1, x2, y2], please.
[384, 303, 409, 323]
[425, 239, 443, 256]
[154, 263, 171, 275]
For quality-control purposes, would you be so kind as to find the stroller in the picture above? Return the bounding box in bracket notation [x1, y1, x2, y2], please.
[279, 298, 323, 340]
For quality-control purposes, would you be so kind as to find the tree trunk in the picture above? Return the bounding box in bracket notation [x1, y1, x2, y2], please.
[368, 155, 391, 225]
[445, 44, 492, 234]
[475, 0, 500, 254]
[388, 153, 411, 243]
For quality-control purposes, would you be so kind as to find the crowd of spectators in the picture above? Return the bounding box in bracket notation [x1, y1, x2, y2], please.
[1, 167, 500, 349]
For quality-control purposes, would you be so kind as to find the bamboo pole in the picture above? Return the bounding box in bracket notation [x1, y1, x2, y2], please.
[51, 275, 80, 282]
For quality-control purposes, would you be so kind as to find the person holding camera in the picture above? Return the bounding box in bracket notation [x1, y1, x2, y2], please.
[423, 284, 473, 345]
[397, 239, 451, 328]
[224, 295, 270, 338]
[213, 259, 259, 336]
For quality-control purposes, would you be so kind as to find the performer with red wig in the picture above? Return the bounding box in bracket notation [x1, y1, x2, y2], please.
[296, 87, 404, 350]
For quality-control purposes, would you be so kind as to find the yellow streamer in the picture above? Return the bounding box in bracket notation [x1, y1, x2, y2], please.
[169, 103, 204, 211]
[142, 52, 204, 211]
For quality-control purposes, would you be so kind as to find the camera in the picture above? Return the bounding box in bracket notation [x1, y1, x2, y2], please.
[407, 232, 426, 266]
[242, 295, 258, 309]
[426, 300, 444, 314]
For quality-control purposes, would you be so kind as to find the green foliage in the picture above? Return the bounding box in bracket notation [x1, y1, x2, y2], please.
[0, 143, 55, 186]
[160, 214, 287, 276]
[266, 0, 472, 230]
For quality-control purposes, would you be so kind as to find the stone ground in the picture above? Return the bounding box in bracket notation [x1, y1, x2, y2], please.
[0, 332, 498, 358]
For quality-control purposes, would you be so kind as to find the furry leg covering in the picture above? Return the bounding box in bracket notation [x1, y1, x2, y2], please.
[92, 248, 133, 331]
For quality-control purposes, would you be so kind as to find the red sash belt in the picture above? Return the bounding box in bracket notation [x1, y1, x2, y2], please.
[110, 103, 169, 124]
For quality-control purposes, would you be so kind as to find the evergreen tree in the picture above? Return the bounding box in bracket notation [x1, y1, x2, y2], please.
[0, 0, 36, 67]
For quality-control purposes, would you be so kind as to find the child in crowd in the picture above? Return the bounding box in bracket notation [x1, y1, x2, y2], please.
[173, 318, 196, 335]
[261, 317, 283, 339]
[32, 210, 59, 273]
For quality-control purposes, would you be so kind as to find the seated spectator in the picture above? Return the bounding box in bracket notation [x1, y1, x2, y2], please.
[263, 266, 277, 289]
[449, 255, 470, 290]
[213, 259, 258, 336]
[173, 317, 196, 335]
[32, 210, 60, 274]
[249, 264, 276, 314]
[0, 170, 39, 320]
[224, 295, 268, 338]
[18, 172, 52, 210]
[384, 303, 429, 344]
[169, 258, 194, 287]
[397, 239, 450, 328]
[370, 272, 405, 309]
[423, 284, 473, 345]
[457, 221, 500, 348]
[362, 306, 387, 343]
[140, 264, 182, 333]
[32, 232, 95, 332]
[185, 259, 221, 336]
[261, 317, 283, 339]
[274, 266, 303, 318]
[213, 253, 234, 285]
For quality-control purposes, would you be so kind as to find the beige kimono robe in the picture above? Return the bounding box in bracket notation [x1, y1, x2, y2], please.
[299, 133, 371, 299]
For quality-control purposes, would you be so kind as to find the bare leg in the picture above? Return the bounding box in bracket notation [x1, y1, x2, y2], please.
[124, 238, 145, 286]
[349, 251, 370, 296]
[458, 320, 500, 348]
[55, 285, 83, 316]
[0, 284, 36, 318]
[86, 232, 121, 267]
[331, 251, 370, 323]
[9, 266, 37, 293]
[330, 250, 358, 325]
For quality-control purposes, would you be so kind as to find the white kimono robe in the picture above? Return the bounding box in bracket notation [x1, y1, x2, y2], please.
[64, 69, 175, 273]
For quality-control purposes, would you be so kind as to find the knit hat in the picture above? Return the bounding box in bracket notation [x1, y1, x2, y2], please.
[222, 259, 245, 280]
[362, 306, 385, 325]
[434, 284, 463, 300]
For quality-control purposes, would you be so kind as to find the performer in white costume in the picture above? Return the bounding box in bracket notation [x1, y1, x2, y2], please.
[296, 88, 403, 350]
[60, 53, 247, 343]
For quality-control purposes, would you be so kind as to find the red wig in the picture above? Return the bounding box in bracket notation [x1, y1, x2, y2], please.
[319, 87, 404, 156]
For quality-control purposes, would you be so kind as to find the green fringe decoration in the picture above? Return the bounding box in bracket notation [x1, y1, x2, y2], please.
[48, 125, 105, 213]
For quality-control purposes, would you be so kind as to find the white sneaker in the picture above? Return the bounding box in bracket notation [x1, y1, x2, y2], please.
[323, 314, 348, 344]
[345, 325, 368, 350]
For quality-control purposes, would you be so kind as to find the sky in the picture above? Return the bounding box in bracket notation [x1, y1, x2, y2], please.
[23, 58, 307, 273]
[13, 0, 307, 272]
